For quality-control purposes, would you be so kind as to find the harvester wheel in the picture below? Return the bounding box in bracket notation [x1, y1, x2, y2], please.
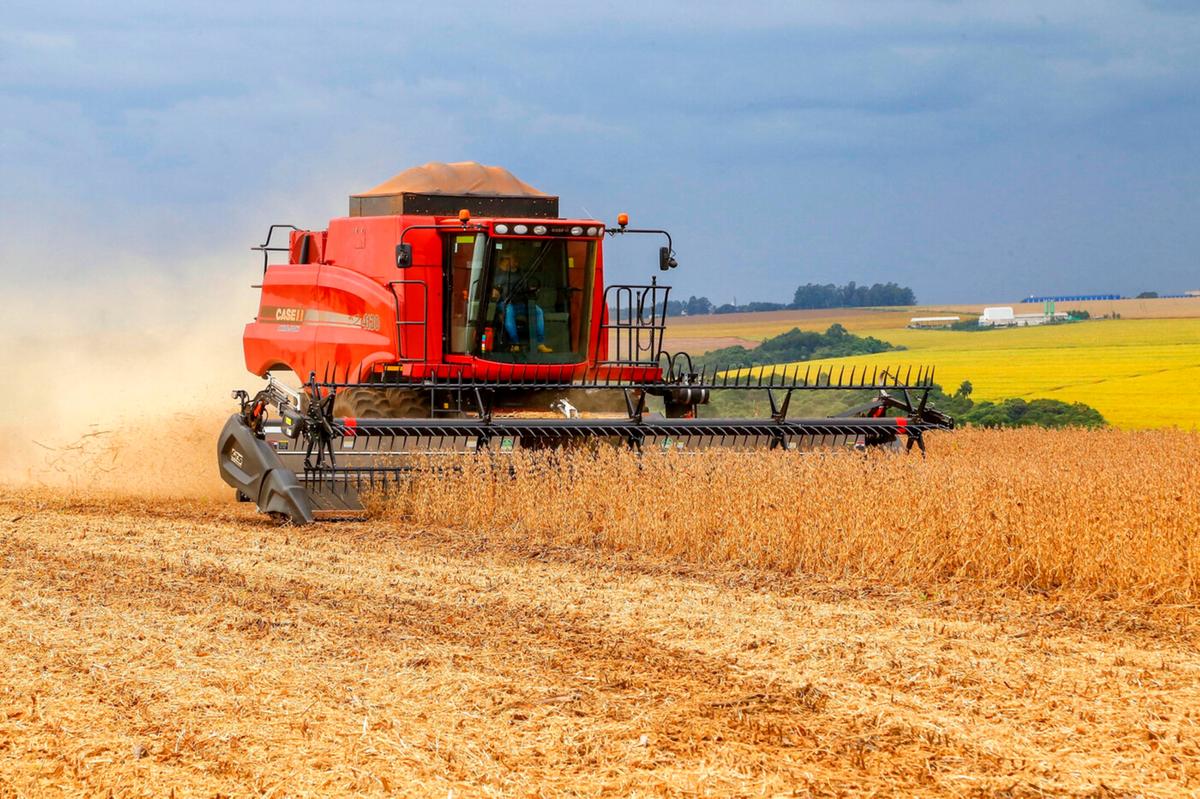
[332, 387, 432, 419]
[663, 400, 695, 419]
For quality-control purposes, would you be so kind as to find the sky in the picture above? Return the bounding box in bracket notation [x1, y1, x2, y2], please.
[2, 0, 1199, 307]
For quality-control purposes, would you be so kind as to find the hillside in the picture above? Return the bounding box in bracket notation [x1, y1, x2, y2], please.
[663, 301, 1200, 429]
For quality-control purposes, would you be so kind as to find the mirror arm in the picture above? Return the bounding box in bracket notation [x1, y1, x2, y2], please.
[605, 227, 673, 253]
[605, 227, 677, 270]
[398, 222, 486, 247]
[395, 222, 485, 268]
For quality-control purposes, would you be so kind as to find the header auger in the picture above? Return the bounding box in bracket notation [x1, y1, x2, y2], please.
[218, 162, 953, 523]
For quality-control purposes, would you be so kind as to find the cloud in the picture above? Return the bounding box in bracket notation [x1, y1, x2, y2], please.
[1, 1, 1198, 303]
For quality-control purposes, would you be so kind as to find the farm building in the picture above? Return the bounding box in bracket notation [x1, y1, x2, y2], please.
[908, 316, 960, 329]
[979, 306, 1068, 328]
[1022, 293, 1122, 302]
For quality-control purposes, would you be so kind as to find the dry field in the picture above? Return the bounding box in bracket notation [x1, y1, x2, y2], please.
[663, 297, 1200, 351]
[1, 427, 1199, 796]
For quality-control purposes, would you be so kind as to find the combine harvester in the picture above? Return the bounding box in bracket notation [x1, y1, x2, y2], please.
[218, 162, 952, 523]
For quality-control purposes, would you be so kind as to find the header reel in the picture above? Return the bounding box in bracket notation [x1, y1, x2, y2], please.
[217, 365, 954, 524]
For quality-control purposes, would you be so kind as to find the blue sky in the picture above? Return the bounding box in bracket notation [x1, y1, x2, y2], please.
[3, 1, 1199, 304]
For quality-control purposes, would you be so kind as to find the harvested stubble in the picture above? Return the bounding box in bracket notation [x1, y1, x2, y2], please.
[2, 427, 1200, 796]
[382, 427, 1200, 605]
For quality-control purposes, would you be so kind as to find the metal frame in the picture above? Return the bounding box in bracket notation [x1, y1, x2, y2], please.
[314, 361, 939, 394]
[251, 224, 301, 274]
[263, 364, 951, 485]
[598, 278, 670, 368]
[388, 280, 429, 364]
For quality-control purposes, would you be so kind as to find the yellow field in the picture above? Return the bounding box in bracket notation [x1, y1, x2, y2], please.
[666, 309, 1200, 430]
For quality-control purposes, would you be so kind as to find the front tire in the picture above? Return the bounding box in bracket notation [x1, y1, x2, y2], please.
[331, 387, 432, 419]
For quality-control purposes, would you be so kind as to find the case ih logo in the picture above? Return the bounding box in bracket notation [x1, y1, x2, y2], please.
[274, 307, 306, 322]
[261, 307, 381, 331]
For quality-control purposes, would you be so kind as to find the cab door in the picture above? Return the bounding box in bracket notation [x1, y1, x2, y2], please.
[444, 232, 489, 357]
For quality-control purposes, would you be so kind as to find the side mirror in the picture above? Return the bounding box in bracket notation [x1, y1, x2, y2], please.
[395, 243, 413, 269]
[659, 246, 678, 271]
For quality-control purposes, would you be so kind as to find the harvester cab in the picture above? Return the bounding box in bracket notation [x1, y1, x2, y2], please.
[221, 161, 953, 523]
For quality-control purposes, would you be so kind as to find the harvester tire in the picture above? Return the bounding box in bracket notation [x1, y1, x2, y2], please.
[332, 387, 432, 419]
[664, 400, 694, 419]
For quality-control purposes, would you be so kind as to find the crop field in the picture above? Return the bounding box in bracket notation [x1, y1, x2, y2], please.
[2, 426, 1199, 796]
[666, 309, 1200, 430]
[1, 295, 1197, 796]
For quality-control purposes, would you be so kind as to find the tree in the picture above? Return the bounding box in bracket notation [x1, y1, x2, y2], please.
[694, 325, 897, 371]
[963, 398, 1105, 429]
[791, 281, 917, 310]
[955, 380, 973, 399]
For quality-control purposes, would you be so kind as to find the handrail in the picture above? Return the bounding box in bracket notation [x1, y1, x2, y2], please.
[597, 277, 671, 368]
[387, 280, 429, 364]
[251, 224, 301, 275]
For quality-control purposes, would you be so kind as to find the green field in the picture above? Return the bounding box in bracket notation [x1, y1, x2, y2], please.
[667, 312, 1200, 430]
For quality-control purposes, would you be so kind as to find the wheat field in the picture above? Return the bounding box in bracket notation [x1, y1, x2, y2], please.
[2, 425, 1199, 794]
[383, 427, 1200, 605]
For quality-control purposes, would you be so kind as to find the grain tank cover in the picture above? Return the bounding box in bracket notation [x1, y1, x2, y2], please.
[349, 161, 559, 218]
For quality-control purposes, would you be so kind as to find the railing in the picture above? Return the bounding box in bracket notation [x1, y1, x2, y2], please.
[388, 280, 429, 364]
[250, 224, 300, 274]
[598, 277, 671, 368]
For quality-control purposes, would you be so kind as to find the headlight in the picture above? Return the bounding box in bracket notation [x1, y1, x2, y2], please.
[513, 224, 528, 234]
[494, 223, 509, 234]
[586, 226, 599, 236]
[532, 225, 548, 235]
[570, 226, 584, 236]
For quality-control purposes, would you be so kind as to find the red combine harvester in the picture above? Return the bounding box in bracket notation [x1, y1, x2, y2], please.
[218, 162, 952, 523]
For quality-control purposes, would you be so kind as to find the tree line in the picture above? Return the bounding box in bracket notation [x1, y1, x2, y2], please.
[694, 324, 898, 371]
[932, 381, 1106, 429]
[664, 281, 916, 316]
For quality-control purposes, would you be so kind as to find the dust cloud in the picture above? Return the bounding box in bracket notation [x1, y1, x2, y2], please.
[0, 263, 262, 499]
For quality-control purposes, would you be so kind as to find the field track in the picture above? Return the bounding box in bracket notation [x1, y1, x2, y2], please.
[1, 490, 1197, 796]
